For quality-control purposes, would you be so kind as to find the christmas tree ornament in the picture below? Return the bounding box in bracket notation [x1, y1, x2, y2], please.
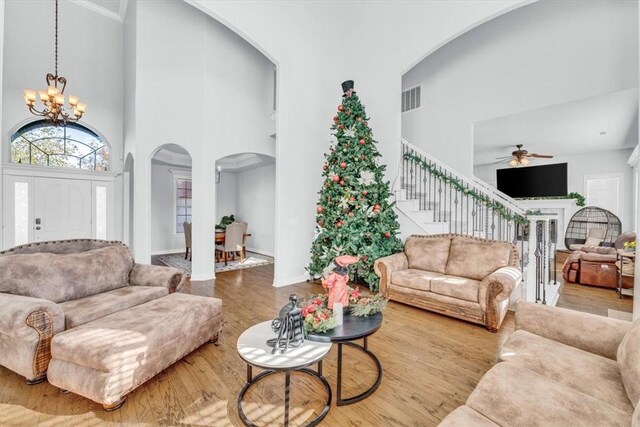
[362, 190, 368, 196]
[338, 105, 344, 112]
[317, 206, 323, 213]
[356, 117, 362, 122]
[340, 162, 347, 169]
[384, 232, 391, 238]
[332, 175, 340, 182]
[333, 116, 339, 122]
[359, 138, 365, 145]
[322, 164, 328, 171]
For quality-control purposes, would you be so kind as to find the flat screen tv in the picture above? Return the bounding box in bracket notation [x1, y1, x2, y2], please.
[496, 163, 567, 198]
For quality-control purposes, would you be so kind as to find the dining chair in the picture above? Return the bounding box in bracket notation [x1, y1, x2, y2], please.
[183, 221, 192, 261]
[215, 222, 244, 266]
[238, 221, 248, 261]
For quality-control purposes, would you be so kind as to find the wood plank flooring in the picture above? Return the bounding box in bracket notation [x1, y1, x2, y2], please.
[0, 264, 632, 426]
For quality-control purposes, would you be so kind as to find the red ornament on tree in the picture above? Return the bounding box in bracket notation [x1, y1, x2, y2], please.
[340, 162, 347, 169]
[339, 180, 345, 186]
[337, 221, 343, 228]
[332, 175, 340, 182]
[362, 190, 368, 196]
[356, 117, 362, 122]
[384, 232, 391, 238]
[316, 206, 324, 214]
[338, 105, 344, 112]
[359, 139, 365, 145]
[361, 154, 365, 160]
[322, 164, 328, 171]
[348, 212, 354, 217]
[333, 116, 339, 122]
[318, 220, 324, 227]
[374, 204, 381, 211]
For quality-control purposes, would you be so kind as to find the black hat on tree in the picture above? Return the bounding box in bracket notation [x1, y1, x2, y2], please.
[341, 80, 355, 95]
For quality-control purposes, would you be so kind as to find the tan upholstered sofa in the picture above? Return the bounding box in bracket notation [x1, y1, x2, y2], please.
[440, 301, 640, 426]
[0, 239, 186, 384]
[374, 234, 521, 331]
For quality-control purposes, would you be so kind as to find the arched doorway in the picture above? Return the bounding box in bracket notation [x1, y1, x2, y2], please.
[215, 152, 276, 263]
[150, 144, 193, 256]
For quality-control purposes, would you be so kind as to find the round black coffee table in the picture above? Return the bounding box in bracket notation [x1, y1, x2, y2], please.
[306, 312, 382, 406]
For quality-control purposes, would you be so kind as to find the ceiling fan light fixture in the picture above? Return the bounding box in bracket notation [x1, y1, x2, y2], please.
[521, 158, 530, 166]
[509, 159, 518, 167]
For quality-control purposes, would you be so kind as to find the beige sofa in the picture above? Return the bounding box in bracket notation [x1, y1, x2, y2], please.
[440, 301, 640, 426]
[374, 234, 521, 331]
[0, 239, 185, 384]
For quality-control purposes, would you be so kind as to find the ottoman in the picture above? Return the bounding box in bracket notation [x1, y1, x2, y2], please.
[47, 292, 222, 410]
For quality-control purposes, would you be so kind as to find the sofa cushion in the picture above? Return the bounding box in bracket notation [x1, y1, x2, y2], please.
[430, 275, 479, 303]
[500, 329, 633, 413]
[446, 238, 513, 281]
[404, 236, 451, 274]
[466, 363, 630, 427]
[0, 245, 133, 303]
[391, 269, 443, 292]
[59, 286, 169, 329]
[618, 319, 640, 407]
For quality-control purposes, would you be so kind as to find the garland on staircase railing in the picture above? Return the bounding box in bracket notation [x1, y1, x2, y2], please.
[515, 192, 586, 207]
[402, 153, 528, 225]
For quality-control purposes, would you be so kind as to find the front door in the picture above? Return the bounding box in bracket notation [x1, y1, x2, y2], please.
[33, 177, 92, 242]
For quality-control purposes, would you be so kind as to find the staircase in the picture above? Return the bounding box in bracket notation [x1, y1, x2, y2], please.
[396, 140, 561, 306]
[397, 140, 527, 243]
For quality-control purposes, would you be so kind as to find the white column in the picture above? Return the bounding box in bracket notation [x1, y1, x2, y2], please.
[190, 157, 216, 281]
[133, 148, 151, 264]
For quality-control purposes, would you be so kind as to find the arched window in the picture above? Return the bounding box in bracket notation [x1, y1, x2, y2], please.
[10, 121, 110, 171]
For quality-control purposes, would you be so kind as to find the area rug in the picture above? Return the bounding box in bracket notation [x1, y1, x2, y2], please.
[607, 309, 633, 322]
[157, 251, 274, 275]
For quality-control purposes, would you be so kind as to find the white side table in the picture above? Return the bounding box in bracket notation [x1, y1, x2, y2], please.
[236, 321, 332, 426]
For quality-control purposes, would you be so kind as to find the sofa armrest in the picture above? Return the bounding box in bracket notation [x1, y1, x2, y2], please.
[0, 293, 65, 339]
[515, 300, 631, 360]
[479, 266, 521, 331]
[374, 253, 408, 297]
[129, 264, 185, 293]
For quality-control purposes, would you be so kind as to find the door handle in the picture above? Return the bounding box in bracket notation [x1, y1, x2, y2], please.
[35, 226, 41, 230]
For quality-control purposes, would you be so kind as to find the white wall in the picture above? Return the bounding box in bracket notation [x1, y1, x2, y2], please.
[236, 163, 275, 255]
[402, 0, 638, 176]
[129, 0, 275, 280]
[474, 148, 635, 230]
[215, 172, 237, 225]
[190, 0, 523, 285]
[150, 163, 191, 254]
[1, 0, 124, 248]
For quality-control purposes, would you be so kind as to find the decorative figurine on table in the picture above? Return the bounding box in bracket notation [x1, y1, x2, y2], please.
[322, 255, 359, 310]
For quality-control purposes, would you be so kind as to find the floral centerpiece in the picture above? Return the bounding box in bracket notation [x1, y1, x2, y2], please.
[301, 286, 388, 333]
[624, 241, 636, 252]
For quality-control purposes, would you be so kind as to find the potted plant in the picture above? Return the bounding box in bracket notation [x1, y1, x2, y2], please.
[216, 214, 235, 230]
[623, 241, 636, 252]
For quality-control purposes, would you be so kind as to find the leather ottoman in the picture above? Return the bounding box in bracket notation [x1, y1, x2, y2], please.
[579, 260, 617, 288]
[47, 292, 222, 410]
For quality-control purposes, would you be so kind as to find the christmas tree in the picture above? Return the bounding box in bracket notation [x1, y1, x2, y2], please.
[308, 80, 403, 291]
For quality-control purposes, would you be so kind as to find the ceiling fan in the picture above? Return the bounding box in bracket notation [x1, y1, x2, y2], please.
[495, 144, 554, 167]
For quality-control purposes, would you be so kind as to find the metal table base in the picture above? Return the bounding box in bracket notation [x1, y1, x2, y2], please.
[237, 362, 331, 427]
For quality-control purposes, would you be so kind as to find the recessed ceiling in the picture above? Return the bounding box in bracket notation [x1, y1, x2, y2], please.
[218, 153, 275, 173]
[474, 88, 639, 166]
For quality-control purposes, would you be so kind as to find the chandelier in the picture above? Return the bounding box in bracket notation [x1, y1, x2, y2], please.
[23, 0, 85, 126]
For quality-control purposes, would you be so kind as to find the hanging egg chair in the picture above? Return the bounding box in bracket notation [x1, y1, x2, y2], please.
[565, 206, 622, 251]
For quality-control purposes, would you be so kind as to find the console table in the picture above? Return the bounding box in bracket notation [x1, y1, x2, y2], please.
[616, 250, 635, 299]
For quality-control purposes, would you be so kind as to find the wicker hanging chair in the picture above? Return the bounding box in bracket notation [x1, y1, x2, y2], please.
[564, 206, 622, 250]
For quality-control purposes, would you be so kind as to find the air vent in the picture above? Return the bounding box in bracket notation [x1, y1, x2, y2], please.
[402, 85, 421, 112]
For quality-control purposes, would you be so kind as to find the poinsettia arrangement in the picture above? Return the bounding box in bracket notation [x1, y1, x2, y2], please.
[301, 294, 337, 333]
[301, 286, 388, 333]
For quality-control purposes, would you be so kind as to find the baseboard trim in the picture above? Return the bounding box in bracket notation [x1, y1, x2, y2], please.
[191, 273, 215, 281]
[246, 247, 274, 257]
[151, 249, 184, 256]
[273, 274, 309, 287]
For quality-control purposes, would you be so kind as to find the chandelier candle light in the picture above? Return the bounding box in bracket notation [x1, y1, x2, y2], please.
[24, 0, 86, 126]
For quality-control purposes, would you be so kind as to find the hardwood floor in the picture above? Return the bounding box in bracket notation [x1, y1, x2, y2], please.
[0, 264, 633, 426]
